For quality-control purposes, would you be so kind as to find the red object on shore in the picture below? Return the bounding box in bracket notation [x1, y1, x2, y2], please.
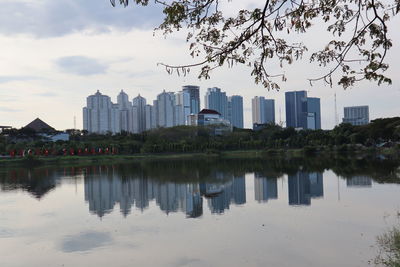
[10, 150, 15, 157]
[69, 148, 74, 156]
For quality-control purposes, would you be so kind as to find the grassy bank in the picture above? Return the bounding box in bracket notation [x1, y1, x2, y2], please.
[0, 145, 399, 168]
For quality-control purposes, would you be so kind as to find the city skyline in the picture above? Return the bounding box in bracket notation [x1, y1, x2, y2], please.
[83, 87, 244, 133]
[80, 88, 377, 133]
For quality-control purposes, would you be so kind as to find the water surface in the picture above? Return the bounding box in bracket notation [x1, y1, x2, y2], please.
[1, 158, 400, 267]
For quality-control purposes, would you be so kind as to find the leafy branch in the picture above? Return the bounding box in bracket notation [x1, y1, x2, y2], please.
[111, 0, 400, 89]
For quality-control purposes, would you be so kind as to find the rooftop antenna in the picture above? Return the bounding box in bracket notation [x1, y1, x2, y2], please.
[74, 116, 76, 130]
[334, 92, 339, 126]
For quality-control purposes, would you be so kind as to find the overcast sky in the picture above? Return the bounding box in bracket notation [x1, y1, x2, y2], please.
[0, 0, 399, 130]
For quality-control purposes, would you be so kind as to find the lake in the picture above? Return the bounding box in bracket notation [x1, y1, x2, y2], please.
[1, 157, 400, 267]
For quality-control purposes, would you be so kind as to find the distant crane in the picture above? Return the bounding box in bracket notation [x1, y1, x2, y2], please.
[279, 107, 285, 127]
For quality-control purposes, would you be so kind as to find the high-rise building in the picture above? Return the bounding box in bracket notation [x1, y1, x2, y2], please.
[205, 87, 228, 119]
[156, 90, 175, 128]
[111, 103, 120, 134]
[285, 91, 308, 129]
[152, 100, 158, 129]
[252, 96, 275, 125]
[83, 90, 113, 134]
[307, 97, 321, 130]
[343, 106, 369, 126]
[145, 104, 153, 131]
[175, 91, 191, 125]
[228, 95, 244, 128]
[117, 90, 131, 132]
[182, 85, 200, 115]
[132, 95, 146, 133]
[285, 91, 321, 129]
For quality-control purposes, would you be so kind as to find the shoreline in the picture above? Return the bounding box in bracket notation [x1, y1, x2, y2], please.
[0, 146, 399, 168]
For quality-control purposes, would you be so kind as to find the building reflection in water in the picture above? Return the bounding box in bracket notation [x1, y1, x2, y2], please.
[1, 164, 382, 218]
[346, 176, 372, 188]
[254, 173, 278, 203]
[288, 172, 324, 206]
[84, 167, 246, 218]
[84, 168, 327, 216]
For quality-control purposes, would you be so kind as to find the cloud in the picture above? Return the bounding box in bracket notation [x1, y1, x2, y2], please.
[172, 257, 203, 267]
[0, 94, 17, 102]
[0, 76, 40, 84]
[34, 92, 58, 97]
[0, 0, 163, 38]
[0, 107, 21, 112]
[55, 56, 108, 76]
[60, 231, 112, 253]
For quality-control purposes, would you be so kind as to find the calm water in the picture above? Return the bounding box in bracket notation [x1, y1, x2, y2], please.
[1, 158, 400, 267]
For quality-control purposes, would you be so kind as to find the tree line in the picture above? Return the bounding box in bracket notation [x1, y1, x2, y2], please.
[1, 117, 400, 156]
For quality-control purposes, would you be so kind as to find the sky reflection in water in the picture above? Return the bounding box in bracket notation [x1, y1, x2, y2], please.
[0, 158, 400, 267]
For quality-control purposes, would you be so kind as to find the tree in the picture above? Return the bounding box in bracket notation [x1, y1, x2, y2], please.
[111, 0, 399, 89]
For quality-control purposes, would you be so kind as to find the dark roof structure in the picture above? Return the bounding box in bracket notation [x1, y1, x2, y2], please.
[198, 109, 221, 115]
[24, 118, 55, 132]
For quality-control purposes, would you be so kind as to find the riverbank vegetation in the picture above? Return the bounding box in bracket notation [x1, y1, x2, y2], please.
[374, 214, 400, 267]
[1, 117, 399, 157]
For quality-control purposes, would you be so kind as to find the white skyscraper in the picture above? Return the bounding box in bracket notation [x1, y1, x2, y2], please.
[145, 104, 153, 131]
[152, 100, 158, 129]
[83, 90, 113, 134]
[132, 94, 146, 133]
[156, 91, 175, 128]
[111, 103, 120, 134]
[117, 90, 132, 132]
[175, 91, 191, 125]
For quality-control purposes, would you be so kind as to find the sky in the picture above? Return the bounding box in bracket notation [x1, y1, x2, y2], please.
[0, 0, 399, 130]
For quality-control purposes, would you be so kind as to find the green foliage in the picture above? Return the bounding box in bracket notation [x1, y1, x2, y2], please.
[1, 117, 400, 155]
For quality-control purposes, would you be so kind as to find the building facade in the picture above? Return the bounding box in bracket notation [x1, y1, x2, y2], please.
[204, 87, 228, 119]
[175, 91, 191, 125]
[83, 90, 113, 134]
[182, 85, 200, 115]
[117, 90, 132, 132]
[285, 91, 321, 129]
[285, 91, 308, 129]
[307, 97, 321, 130]
[252, 96, 275, 126]
[227, 95, 244, 128]
[156, 91, 175, 128]
[132, 95, 146, 133]
[343, 106, 369, 126]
